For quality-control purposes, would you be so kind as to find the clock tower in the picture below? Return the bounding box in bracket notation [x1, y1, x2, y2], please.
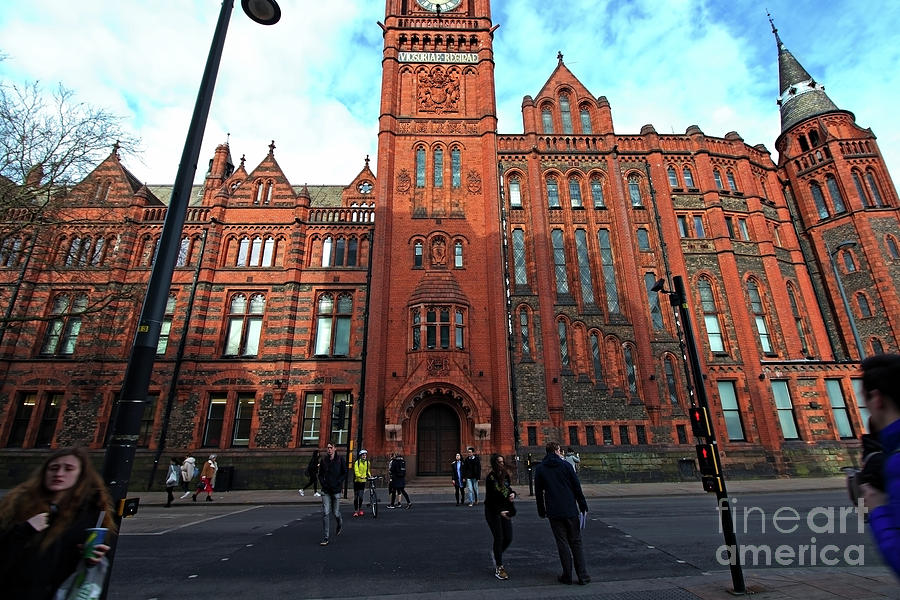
[364, 0, 514, 473]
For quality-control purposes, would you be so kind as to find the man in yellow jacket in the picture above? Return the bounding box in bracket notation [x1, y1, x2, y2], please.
[352, 449, 371, 517]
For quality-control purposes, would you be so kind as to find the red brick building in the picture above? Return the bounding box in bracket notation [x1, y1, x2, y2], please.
[1, 0, 898, 485]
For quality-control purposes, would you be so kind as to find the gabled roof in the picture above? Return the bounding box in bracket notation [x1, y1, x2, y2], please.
[533, 52, 596, 103]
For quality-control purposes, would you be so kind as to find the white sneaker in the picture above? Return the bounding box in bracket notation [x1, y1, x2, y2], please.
[314, 492, 321, 497]
[298, 490, 304, 496]
[180, 492, 191, 499]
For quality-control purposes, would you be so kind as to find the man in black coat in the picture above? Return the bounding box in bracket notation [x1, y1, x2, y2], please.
[317, 442, 348, 546]
[462, 446, 482, 506]
[534, 440, 590, 585]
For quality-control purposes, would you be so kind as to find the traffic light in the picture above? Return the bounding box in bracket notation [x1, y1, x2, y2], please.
[689, 406, 713, 438]
[696, 443, 720, 476]
[701, 475, 723, 493]
[332, 401, 346, 429]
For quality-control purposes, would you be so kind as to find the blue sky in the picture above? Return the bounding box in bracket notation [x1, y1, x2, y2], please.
[1, 0, 898, 186]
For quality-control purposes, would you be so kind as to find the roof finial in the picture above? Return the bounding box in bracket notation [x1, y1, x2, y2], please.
[112, 140, 120, 156]
[240, 154, 246, 168]
[557, 50, 564, 64]
[767, 9, 783, 48]
[226, 132, 231, 145]
[365, 154, 370, 168]
[268, 140, 276, 155]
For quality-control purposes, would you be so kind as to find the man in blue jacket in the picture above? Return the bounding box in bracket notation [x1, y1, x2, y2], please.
[534, 440, 590, 585]
[860, 353, 900, 576]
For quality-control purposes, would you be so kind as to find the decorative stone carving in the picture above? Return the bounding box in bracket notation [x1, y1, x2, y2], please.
[385, 424, 402, 441]
[430, 237, 447, 266]
[417, 66, 461, 114]
[397, 169, 411, 193]
[475, 423, 491, 440]
[466, 169, 482, 194]
[426, 356, 449, 376]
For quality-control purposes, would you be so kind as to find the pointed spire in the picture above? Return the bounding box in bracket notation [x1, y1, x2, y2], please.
[769, 13, 839, 133]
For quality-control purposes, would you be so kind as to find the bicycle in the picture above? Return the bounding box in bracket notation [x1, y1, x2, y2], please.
[367, 475, 382, 518]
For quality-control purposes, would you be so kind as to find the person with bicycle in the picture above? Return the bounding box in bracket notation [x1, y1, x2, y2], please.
[352, 449, 371, 517]
[317, 442, 347, 546]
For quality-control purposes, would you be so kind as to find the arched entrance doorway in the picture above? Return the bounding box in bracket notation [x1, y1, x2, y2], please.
[416, 403, 460, 475]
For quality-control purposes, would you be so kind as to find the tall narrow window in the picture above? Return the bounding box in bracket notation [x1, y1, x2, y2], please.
[512, 229, 528, 287]
[726, 170, 738, 191]
[157, 294, 177, 355]
[677, 215, 689, 238]
[541, 108, 554, 134]
[411, 309, 421, 350]
[6, 394, 35, 448]
[590, 332, 603, 384]
[551, 229, 569, 296]
[645, 273, 663, 330]
[203, 396, 227, 447]
[315, 293, 352, 355]
[826, 175, 846, 213]
[852, 378, 870, 432]
[519, 309, 531, 359]
[871, 338, 884, 355]
[857, 293, 872, 318]
[725, 217, 736, 238]
[426, 308, 436, 349]
[738, 219, 750, 240]
[262, 238, 275, 267]
[693, 216, 706, 238]
[887, 236, 900, 260]
[786, 286, 808, 355]
[41, 293, 87, 356]
[579, 107, 592, 134]
[624, 345, 637, 394]
[826, 380, 854, 438]
[416, 147, 425, 188]
[842, 249, 856, 273]
[664, 357, 679, 405]
[810, 183, 830, 219]
[772, 380, 800, 439]
[509, 177, 522, 207]
[224, 293, 264, 356]
[439, 307, 450, 349]
[627, 175, 642, 207]
[590, 178, 605, 208]
[334, 238, 346, 267]
[597, 229, 620, 313]
[347, 238, 358, 266]
[667, 167, 678, 187]
[547, 178, 560, 208]
[568, 178, 582, 208]
[852, 171, 871, 207]
[331, 392, 351, 445]
[747, 280, 772, 353]
[619, 425, 630, 445]
[717, 381, 746, 441]
[559, 94, 573, 134]
[249, 238, 263, 266]
[574, 229, 595, 306]
[35, 393, 63, 447]
[454, 241, 463, 268]
[866, 171, 885, 207]
[636, 229, 650, 251]
[713, 169, 724, 190]
[232, 394, 254, 447]
[65, 237, 82, 266]
[455, 309, 465, 349]
[557, 320, 570, 369]
[414, 242, 423, 268]
[433, 148, 444, 187]
[451, 148, 461, 188]
[137, 394, 158, 447]
[176, 237, 190, 267]
[321, 237, 333, 267]
[683, 167, 695, 188]
[301, 393, 322, 446]
[698, 279, 725, 352]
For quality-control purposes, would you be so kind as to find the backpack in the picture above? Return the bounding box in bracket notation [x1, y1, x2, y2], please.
[395, 457, 406, 477]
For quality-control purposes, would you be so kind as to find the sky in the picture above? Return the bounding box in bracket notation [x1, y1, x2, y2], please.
[1, 0, 898, 187]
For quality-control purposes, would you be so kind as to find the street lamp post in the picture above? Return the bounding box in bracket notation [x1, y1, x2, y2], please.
[827, 240, 865, 361]
[100, 0, 279, 590]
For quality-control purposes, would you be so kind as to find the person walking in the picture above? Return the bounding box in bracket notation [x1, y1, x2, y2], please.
[450, 452, 465, 505]
[0, 447, 117, 599]
[386, 452, 397, 506]
[299, 450, 321, 497]
[179, 453, 196, 499]
[192, 454, 218, 502]
[164, 457, 180, 508]
[534, 441, 590, 585]
[462, 446, 482, 506]
[563, 448, 580, 473]
[317, 442, 347, 546]
[859, 353, 900, 575]
[484, 453, 516, 580]
[389, 451, 411, 509]
[352, 449, 371, 516]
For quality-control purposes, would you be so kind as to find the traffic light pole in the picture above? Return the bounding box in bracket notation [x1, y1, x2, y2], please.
[671, 276, 745, 594]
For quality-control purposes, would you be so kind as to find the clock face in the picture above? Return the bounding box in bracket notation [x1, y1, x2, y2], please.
[416, 0, 462, 12]
[357, 181, 373, 194]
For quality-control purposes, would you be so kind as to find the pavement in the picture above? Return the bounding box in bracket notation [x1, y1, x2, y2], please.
[147, 476, 899, 599]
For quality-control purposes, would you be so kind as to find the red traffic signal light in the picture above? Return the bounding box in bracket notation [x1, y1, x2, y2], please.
[689, 406, 713, 438]
[696, 443, 720, 476]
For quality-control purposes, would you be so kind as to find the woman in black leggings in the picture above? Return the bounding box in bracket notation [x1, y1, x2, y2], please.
[484, 453, 516, 580]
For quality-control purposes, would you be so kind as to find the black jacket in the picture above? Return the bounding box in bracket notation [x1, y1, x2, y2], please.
[462, 454, 481, 480]
[317, 453, 348, 495]
[389, 456, 407, 488]
[534, 453, 588, 519]
[484, 470, 516, 517]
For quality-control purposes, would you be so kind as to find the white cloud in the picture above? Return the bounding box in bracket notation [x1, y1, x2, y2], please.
[1, 0, 898, 186]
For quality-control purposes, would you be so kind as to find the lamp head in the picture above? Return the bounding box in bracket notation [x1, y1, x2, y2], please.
[242, 0, 281, 25]
[650, 278, 667, 293]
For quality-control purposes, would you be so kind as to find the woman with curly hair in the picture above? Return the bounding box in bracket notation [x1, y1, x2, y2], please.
[484, 453, 516, 581]
[0, 447, 116, 599]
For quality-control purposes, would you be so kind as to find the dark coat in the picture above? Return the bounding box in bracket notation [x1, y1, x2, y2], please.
[0, 497, 104, 600]
[450, 460, 464, 487]
[534, 453, 588, 519]
[317, 453, 348, 495]
[389, 456, 407, 488]
[484, 470, 516, 517]
[462, 454, 481, 480]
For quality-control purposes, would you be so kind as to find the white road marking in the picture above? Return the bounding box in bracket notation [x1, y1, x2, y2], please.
[121, 505, 264, 535]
